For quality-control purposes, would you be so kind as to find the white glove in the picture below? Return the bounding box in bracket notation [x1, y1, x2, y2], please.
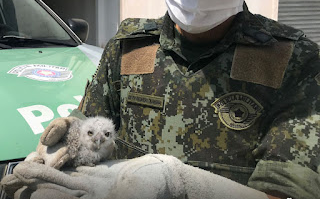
[1, 154, 268, 199]
[24, 117, 80, 169]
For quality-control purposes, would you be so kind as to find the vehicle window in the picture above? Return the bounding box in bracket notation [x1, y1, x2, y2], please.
[0, 0, 75, 43]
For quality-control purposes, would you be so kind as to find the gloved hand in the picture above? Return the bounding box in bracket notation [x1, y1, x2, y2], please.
[1, 154, 268, 199]
[24, 117, 80, 169]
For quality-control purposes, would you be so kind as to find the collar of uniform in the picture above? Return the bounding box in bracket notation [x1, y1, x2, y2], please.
[115, 18, 163, 40]
[159, 13, 176, 51]
[228, 4, 278, 46]
[158, 4, 278, 53]
[233, 3, 304, 44]
[158, 3, 304, 64]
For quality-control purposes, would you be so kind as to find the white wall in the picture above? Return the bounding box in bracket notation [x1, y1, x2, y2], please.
[96, 0, 120, 47]
[120, 0, 167, 21]
[245, 0, 279, 20]
[120, 0, 279, 21]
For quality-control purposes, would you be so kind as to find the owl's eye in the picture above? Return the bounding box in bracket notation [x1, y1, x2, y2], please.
[87, 131, 93, 136]
[105, 132, 110, 137]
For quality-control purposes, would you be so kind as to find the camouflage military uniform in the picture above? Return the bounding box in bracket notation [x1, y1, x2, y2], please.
[77, 5, 320, 199]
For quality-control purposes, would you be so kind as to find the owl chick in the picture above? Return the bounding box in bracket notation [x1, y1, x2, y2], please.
[65, 116, 117, 167]
[25, 116, 117, 169]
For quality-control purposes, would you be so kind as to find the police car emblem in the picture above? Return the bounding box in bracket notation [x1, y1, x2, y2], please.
[7, 64, 73, 82]
[211, 92, 263, 130]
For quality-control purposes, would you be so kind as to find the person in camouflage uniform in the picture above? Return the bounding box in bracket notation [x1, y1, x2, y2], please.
[75, 1, 320, 198]
[2, 1, 319, 199]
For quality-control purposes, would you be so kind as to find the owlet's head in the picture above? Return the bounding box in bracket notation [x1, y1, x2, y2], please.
[80, 116, 116, 152]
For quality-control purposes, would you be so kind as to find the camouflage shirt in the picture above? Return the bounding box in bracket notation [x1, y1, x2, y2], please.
[78, 6, 320, 199]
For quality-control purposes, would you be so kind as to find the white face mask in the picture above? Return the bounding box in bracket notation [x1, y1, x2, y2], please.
[166, 0, 244, 34]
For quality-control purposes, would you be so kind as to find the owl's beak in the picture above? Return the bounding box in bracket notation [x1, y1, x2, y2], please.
[96, 140, 101, 149]
[93, 134, 106, 150]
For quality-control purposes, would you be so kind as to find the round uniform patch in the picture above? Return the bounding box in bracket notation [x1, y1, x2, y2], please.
[211, 92, 263, 131]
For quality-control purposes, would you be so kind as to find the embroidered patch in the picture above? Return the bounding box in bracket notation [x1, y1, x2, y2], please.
[211, 92, 263, 131]
[127, 92, 164, 109]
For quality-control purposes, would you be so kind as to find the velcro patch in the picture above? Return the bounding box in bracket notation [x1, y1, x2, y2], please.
[121, 44, 160, 75]
[231, 41, 294, 89]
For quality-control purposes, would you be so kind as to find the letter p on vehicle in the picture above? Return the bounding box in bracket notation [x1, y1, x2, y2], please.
[17, 105, 54, 135]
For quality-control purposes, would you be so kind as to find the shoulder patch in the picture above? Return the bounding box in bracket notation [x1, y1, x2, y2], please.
[231, 41, 294, 89]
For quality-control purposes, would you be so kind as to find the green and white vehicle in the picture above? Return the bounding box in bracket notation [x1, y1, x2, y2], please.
[0, 0, 103, 196]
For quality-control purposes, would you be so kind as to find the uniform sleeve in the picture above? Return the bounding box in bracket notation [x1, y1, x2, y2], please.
[248, 45, 320, 198]
[78, 38, 122, 129]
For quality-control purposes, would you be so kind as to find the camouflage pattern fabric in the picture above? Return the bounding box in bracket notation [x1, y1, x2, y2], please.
[78, 5, 320, 198]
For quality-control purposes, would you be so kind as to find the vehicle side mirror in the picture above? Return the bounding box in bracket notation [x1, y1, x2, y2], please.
[67, 18, 89, 42]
